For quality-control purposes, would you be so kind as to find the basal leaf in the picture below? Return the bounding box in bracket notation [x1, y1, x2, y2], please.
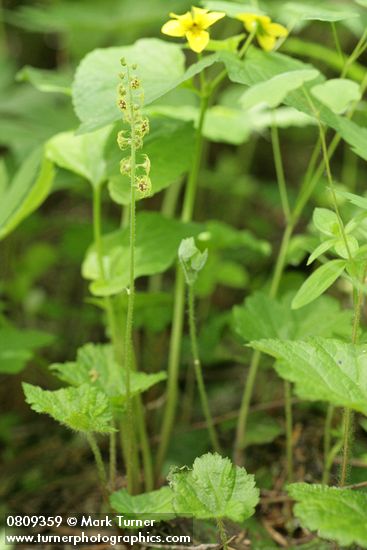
[311, 78, 361, 114]
[46, 126, 112, 188]
[288, 483, 367, 548]
[168, 453, 259, 522]
[291, 259, 346, 309]
[51, 343, 166, 404]
[110, 486, 175, 522]
[0, 149, 54, 240]
[233, 292, 352, 343]
[82, 212, 202, 296]
[23, 383, 114, 433]
[240, 70, 319, 110]
[249, 338, 367, 414]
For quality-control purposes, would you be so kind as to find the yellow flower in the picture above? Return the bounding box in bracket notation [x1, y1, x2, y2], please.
[161, 6, 225, 53]
[236, 13, 288, 52]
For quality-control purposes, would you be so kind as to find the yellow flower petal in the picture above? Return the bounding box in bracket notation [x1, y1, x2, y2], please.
[191, 6, 209, 18]
[236, 13, 258, 32]
[257, 32, 276, 51]
[186, 29, 210, 53]
[161, 19, 186, 37]
[199, 11, 225, 29]
[265, 22, 288, 38]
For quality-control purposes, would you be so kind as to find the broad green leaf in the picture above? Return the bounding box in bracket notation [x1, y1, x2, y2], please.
[221, 48, 367, 161]
[312, 208, 339, 236]
[311, 78, 361, 114]
[291, 259, 346, 309]
[0, 149, 54, 240]
[233, 292, 352, 342]
[240, 70, 319, 110]
[198, 220, 271, 256]
[283, 2, 360, 22]
[0, 327, 54, 374]
[168, 453, 259, 522]
[249, 338, 367, 414]
[46, 126, 111, 188]
[72, 38, 218, 133]
[107, 118, 195, 204]
[288, 483, 367, 548]
[110, 487, 175, 522]
[334, 235, 359, 259]
[203, 1, 262, 16]
[16, 66, 72, 95]
[51, 343, 166, 404]
[336, 189, 367, 210]
[207, 34, 245, 53]
[23, 383, 114, 433]
[82, 212, 202, 296]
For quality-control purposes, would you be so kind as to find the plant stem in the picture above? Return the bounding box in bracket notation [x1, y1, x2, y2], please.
[340, 263, 367, 486]
[188, 285, 221, 453]
[156, 91, 209, 478]
[322, 404, 334, 485]
[271, 115, 290, 222]
[124, 74, 139, 493]
[284, 380, 293, 483]
[216, 518, 228, 550]
[86, 433, 108, 488]
[109, 423, 116, 488]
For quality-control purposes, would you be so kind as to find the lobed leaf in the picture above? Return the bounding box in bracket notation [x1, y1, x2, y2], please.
[110, 486, 175, 521]
[288, 483, 367, 547]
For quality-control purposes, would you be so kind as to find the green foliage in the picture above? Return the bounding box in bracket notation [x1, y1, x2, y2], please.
[168, 453, 259, 522]
[288, 483, 367, 548]
[291, 260, 346, 309]
[23, 383, 114, 433]
[179, 237, 208, 285]
[16, 66, 72, 95]
[0, 327, 54, 374]
[282, 2, 360, 22]
[50, 343, 166, 404]
[82, 212, 202, 296]
[250, 338, 367, 414]
[0, 150, 54, 240]
[46, 127, 111, 187]
[233, 292, 352, 342]
[311, 78, 361, 114]
[110, 486, 175, 520]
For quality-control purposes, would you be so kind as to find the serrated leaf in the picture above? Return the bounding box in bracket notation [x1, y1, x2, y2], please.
[240, 70, 319, 110]
[50, 343, 166, 404]
[291, 259, 346, 309]
[0, 327, 54, 374]
[288, 483, 367, 547]
[0, 149, 54, 240]
[23, 382, 114, 433]
[233, 292, 352, 343]
[311, 78, 361, 114]
[168, 453, 259, 522]
[82, 212, 202, 296]
[46, 126, 111, 188]
[249, 338, 367, 414]
[110, 486, 175, 522]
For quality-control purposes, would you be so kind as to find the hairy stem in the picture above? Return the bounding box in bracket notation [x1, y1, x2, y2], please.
[188, 285, 221, 453]
[322, 404, 334, 485]
[156, 91, 209, 478]
[86, 433, 107, 489]
[216, 518, 228, 550]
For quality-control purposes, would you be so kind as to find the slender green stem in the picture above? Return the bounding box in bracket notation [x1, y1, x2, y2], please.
[271, 115, 290, 221]
[156, 91, 210, 478]
[188, 285, 221, 453]
[109, 424, 116, 489]
[216, 518, 228, 550]
[340, 264, 367, 486]
[124, 72, 139, 493]
[284, 381, 293, 483]
[331, 22, 344, 65]
[86, 433, 107, 488]
[322, 404, 334, 485]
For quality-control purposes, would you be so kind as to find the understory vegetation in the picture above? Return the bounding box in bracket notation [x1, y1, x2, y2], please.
[1, 0, 367, 548]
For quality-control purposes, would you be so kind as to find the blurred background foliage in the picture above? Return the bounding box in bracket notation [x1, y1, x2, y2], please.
[0, 0, 366, 532]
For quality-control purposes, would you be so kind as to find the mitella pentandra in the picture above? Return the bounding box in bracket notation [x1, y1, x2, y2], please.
[116, 59, 151, 197]
[161, 6, 225, 53]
